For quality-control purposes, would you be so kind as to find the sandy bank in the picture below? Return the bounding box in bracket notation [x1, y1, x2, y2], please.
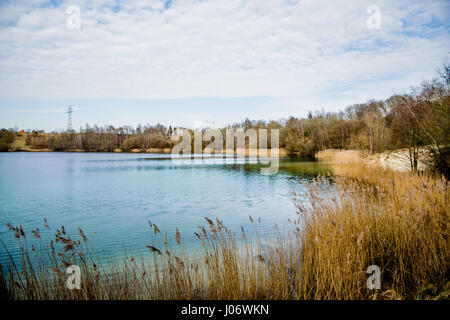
[316, 148, 429, 172]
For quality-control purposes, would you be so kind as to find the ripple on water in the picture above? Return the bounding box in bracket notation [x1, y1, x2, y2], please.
[0, 152, 331, 266]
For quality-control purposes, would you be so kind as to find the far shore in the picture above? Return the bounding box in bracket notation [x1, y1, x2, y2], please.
[5, 146, 423, 172]
[5, 147, 291, 157]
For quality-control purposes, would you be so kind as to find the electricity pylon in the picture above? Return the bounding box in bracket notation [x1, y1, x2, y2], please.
[66, 106, 73, 132]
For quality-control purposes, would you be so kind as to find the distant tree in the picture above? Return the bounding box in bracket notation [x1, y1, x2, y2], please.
[0, 129, 15, 151]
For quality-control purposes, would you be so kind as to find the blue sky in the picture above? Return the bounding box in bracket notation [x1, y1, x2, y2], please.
[0, 0, 449, 131]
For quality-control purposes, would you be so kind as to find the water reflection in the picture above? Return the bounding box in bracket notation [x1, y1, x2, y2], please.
[0, 153, 332, 266]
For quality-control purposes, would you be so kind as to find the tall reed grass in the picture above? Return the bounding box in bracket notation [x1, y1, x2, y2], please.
[1, 164, 448, 300]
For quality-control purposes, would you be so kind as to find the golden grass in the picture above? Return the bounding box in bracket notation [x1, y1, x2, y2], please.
[9, 133, 54, 152]
[1, 164, 448, 300]
[296, 164, 449, 299]
[315, 149, 365, 164]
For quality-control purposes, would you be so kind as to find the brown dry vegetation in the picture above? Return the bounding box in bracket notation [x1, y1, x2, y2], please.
[1, 162, 449, 300]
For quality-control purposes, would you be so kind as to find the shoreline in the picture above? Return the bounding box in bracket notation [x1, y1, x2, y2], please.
[3, 147, 292, 157]
[1, 146, 432, 172]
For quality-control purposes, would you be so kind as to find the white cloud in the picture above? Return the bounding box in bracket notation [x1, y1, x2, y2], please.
[0, 0, 448, 101]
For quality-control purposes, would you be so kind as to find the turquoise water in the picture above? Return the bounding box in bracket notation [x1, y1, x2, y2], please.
[0, 152, 331, 266]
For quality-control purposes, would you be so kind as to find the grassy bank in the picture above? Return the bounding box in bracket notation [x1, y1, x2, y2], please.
[1, 160, 448, 300]
[298, 163, 449, 299]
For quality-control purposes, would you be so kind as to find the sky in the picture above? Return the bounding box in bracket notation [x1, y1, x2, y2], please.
[0, 0, 449, 131]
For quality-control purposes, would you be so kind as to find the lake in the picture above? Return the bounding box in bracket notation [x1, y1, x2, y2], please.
[0, 152, 331, 266]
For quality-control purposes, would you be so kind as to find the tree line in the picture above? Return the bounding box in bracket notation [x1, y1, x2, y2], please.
[2, 63, 449, 177]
